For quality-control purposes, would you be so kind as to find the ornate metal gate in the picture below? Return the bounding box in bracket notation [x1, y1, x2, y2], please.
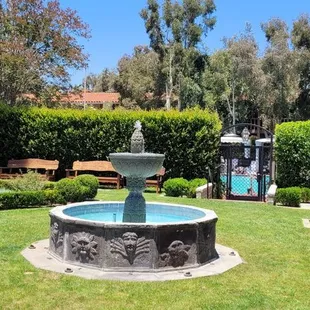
[220, 124, 274, 202]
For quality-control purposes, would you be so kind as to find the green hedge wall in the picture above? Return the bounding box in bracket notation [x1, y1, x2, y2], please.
[0, 105, 221, 180]
[275, 121, 310, 188]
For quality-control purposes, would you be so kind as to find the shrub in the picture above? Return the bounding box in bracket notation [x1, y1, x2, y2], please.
[0, 189, 66, 210]
[0, 189, 66, 209]
[43, 181, 56, 190]
[187, 178, 208, 198]
[275, 187, 301, 207]
[0, 191, 44, 209]
[0, 104, 221, 180]
[43, 189, 66, 205]
[163, 178, 189, 197]
[276, 121, 310, 187]
[0, 179, 12, 190]
[55, 178, 88, 202]
[1, 171, 47, 191]
[301, 187, 310, 203]
[75, 174, 99, 199]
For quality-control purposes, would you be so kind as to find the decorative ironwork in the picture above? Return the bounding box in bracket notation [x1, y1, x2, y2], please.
[220, 123, 273, 202]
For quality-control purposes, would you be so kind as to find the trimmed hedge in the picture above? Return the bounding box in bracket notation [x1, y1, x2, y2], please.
[301, 187, 310, 203]
[187, 178, 208, 198]
[0, 190, 65, 210]
[275, 187, 310, 207]
[276, 121, 310, 188]
[163, 178, 189, 197]
[163, 177, 207, 198]
[275, 187, 301, 207]
[0, 104, 221, 180]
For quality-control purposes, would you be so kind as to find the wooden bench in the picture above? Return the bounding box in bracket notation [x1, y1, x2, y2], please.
[0, 158, 59, 181]
[66, 160, 123, 189]
[145, 167, 166, 193]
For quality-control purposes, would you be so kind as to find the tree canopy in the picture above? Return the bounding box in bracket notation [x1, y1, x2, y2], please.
[0, 0, 90, 105]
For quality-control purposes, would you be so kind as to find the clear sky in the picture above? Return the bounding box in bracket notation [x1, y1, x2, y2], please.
[60, 0, 310, 86]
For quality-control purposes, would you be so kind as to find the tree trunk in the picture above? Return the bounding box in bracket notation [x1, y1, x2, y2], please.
[165, 83, 171, 110]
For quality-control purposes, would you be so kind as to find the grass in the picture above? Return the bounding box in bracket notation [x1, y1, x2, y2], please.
[1, 188, 310, 310]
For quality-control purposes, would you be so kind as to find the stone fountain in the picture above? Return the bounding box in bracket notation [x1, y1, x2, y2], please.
[22, 121, 243, 281]
[109, 121, 164, 223]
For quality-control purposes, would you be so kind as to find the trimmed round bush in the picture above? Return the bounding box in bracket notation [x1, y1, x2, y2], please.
[187, 178, 208, 198]
[163, 178, 189, 197]
[301, 187, 310, 203]
[275, 187, 301, 208]
[75, 174, 99, 199]
[55, 178, 88, 203]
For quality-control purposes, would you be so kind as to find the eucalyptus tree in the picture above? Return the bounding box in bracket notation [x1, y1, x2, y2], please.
[261, 18, 300, 130]
[93, 69, 117, 92]
[203, 25, 265, 129]
[291, 14, 310, 120]
[114, 46, 161, 109]
[140, 0, 216, 110]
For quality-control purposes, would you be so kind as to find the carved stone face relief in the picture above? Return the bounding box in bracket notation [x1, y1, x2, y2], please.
[110, 232, 150, 265]
[123, 232, 138, 256]
[71, 232, 98, 263]
[50, 222, 63, 249]
[160, 240, 191, 268]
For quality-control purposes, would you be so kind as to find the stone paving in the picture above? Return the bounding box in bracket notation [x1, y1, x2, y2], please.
[22, 240, 243, 282]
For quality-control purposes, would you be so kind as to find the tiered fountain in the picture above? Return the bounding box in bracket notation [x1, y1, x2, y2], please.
[48, 121, 219, 272]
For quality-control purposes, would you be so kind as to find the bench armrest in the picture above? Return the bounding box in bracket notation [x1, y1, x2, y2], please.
[65, 169, 77, 178]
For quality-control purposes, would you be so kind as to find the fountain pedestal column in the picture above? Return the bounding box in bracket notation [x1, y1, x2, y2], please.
[123, 177, 146, 223]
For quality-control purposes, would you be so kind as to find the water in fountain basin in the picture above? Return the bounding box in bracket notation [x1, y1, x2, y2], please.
[63, 202, 206, 223]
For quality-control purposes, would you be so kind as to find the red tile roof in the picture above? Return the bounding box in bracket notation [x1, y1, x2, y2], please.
[61, 92, 120, 104]
[22, 92, 120, 104]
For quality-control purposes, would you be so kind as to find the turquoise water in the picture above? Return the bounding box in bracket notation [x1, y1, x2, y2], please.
[76, 212, 190, 223]
[221, 175, 269, 195]
[63, 203, 206, 223]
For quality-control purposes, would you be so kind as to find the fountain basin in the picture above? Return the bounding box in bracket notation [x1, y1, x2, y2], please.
[49, 201, 218, 271]
[109, 153, 164, 177]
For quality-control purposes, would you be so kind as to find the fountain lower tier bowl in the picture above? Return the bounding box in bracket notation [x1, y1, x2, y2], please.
[109, 153, 165, 177]
[49, 202, 218, 271]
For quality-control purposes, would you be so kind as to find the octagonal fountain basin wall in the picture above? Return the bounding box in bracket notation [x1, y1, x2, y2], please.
[49, 201, 218, 272]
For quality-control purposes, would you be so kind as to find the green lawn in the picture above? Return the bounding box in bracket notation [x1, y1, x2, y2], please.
[1, 189, 310, 310]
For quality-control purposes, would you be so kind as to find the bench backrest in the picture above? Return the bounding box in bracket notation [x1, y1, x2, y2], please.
[7, 158, 59, 170]
[72, 160, 116, 172]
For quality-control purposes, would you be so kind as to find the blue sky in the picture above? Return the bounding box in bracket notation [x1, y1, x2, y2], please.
[61, 0, 310, 86]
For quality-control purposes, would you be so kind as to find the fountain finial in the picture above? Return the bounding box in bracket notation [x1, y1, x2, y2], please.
[131, 120, 145, 153]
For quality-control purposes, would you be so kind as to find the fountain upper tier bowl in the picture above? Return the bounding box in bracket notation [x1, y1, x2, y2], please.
[109, 153, 164, 178]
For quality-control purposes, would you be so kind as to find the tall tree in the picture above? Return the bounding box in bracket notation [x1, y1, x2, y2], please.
[84, 73, 97, 91]
[94, 69, 117, 92]
[140, 0, 216, 110]
[114, 46, 161, 109]
[261, 18, 300, 130]
[203, 25, 265, 128]
[0, 0, 90, 105]
[291, 14, 310, 120]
